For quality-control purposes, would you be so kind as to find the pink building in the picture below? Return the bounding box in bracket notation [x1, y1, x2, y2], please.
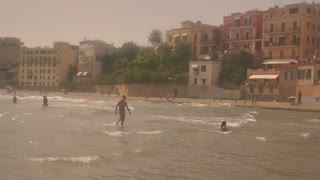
[223, 10, 263, 54]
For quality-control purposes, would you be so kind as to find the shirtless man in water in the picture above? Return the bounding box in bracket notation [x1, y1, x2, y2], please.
[115, 95, 131, 126]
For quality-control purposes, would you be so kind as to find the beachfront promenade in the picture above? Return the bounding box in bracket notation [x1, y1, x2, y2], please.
[3, 89, 319, 112]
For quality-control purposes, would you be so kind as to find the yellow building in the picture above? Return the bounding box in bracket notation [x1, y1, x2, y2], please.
[166, 20, 221, 61]
[262, 2, 320, 60]
[18, 42, 78, 89]
[76, 39, 115, 89]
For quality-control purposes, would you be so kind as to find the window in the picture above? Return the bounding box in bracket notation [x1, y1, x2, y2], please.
[174, 37, 180, 43]
[244, 44, 250, 49]
[292, 35, 297, 44]
[245, 18, 251, 25]
[245, 31, 249, 40]
[285, 71, 293, 80]
[250, 87, 254, 93]
[280, 50, 284, 59]
[270, 87, 274, 94]
[194, 34, 197, 43]
[259, 87, 263, 93]
[270, 23, 274, 33]
[201, 33, 209, 42]
[202, 79, 206, 85]
[281, 22, 285, 32]
[306, 36, 309, 43]
[307, 7, 311, 14]
[289, 7, 299, 14]
[201, 65, 206, 72]
[268, 51, 273, 58]
[293, 21, 298, 30]
[291, 50, 296, 58]
[235, 32, 239, 40]
[193, 46, 197, 55]
[279, 37, 286, 45]
[193, 68, 199, 75]
[235, 19, 240, 27]
[298, 69, 312, 80]
[200, 46, 209, 55]
[307, 22, 310, 29]
[194, 78, 197, 85]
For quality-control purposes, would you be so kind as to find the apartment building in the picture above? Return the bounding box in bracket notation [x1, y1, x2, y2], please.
[262, 2, 320, 60]
[166, 20, 221, 61]
[223, 10, 263, 54]
[18, 42, 78, 89]
[76, 39, 115, 89]
[0, 37, 22, 87]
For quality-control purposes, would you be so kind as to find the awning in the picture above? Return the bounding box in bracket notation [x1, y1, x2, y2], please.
[82, 72, 88, 76]
[249, 75, 279, 79]
[181, 33, 188, 36]
[263, 59, 297, 65]
[191, 64, 199, 68]
[76, 72, 83, 76]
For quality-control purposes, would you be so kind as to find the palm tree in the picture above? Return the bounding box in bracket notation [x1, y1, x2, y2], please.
[148, 29, 163, 47]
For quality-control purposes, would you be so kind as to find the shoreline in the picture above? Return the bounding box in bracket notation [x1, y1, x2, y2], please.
[2, 89, 320, 112]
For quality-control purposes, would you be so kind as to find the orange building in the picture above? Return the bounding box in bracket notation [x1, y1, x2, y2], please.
[223, 10, 263, 54]
[262, 2, 320, 61]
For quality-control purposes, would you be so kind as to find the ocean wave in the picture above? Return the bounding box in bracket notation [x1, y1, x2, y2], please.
[209, 130, 232, 135]
[256, 136, 267, 141]
[249, 111, 258, 114]
[307, 119, 320, 123]
[103, 130, 162, 137]
[300, 133, 310, 138]
[29, 156, 100, 164]
[136, 131, 162, 135]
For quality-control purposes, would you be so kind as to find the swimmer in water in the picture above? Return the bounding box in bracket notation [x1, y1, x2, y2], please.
[221, 121, 228, 132]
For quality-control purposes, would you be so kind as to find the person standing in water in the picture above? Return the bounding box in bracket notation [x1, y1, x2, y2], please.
[115, 95, 131, 126]
[13, 95, 17, 104]
[43, 96, 48, 106]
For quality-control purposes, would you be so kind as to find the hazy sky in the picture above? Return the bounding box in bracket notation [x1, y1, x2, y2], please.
[0, 0, 313, 47]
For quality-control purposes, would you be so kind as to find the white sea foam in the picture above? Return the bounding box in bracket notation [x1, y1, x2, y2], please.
[103, 131, 131, 136]
[134, 149, 142, 153]
[249, 111, 258, 114]
[210, 130, 232, 135]
[136, 131, 162, 135]
[104, 130, 162, 136]
[307, 119, 320, 123]
[256, 136, 267, 141]
[300, 133, 310, 138]
[11, 118, 16, 121]
[21, 121, 24, 124]
[29, 156, 100, 164]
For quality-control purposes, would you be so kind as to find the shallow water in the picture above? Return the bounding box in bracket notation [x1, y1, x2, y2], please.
[0, 93, 320, 180]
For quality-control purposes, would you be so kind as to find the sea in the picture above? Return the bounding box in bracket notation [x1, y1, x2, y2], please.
[0, 92, 319, 180]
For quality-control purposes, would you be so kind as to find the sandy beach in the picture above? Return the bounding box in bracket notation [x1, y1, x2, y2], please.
[5, 89, 320, 112]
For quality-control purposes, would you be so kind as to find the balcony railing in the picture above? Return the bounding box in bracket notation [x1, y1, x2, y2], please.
[226, 36, 262, 42]
[264, 27, 300, 34]
[264, 41, 300, 47]
[246, 82, 279, 87]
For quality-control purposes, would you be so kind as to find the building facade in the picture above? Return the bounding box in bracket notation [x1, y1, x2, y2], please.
[223, 10, 263, 54]
[166, 20, 221, 61]
[18, 42, 78, 89]
[76, 39, 115, 89]
[262, 2, 320, 61]
[0, 37, 22, 87]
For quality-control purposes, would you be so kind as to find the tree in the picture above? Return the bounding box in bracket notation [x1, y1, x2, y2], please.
[148, 29, 163, 46]
[119, 42, 141, 60]
[220, 51, 254, 85]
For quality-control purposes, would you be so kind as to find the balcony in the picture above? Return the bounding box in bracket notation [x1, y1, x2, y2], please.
[264, 27, 300, 34]
[264, 41, 300, 47]
[226, 36, 262, 42]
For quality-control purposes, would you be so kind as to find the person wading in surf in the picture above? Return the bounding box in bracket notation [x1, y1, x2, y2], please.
[115, 95, 131, 126]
